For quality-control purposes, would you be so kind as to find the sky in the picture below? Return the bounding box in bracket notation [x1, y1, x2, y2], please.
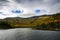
[0, 0, 60, 19]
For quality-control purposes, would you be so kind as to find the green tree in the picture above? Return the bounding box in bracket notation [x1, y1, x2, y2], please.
[47, 22, 55, 28]
[40, 23, 47, 28]
[0, 22, 12, 29]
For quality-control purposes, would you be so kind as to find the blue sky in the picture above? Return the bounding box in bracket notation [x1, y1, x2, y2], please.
[0, 0, 60, 19]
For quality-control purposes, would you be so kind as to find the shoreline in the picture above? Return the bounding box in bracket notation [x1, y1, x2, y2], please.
[0, 28, 60, 31]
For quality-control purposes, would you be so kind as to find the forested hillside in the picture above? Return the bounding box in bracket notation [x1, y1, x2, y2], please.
[0, 13, 60, 30]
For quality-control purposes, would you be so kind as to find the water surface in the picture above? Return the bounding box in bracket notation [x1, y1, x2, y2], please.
[0, 28, 60, 40]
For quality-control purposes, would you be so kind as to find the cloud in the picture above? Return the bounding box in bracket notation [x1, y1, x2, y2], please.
[0, 0, 60, 19]
[0, 0, 8, 2]
[0, 0, 9, 6]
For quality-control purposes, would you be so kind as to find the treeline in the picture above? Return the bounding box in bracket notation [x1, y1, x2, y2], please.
[34, 22, 60, 30]
[0, 20, 60, 30]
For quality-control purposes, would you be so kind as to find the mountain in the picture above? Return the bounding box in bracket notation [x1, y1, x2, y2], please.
[0, 13, 60, 30]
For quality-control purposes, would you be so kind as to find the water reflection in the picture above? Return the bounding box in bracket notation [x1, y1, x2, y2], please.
[0, 28, 60, 40]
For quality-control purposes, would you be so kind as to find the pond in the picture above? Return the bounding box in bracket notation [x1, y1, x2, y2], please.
[0, 28, 60, 40]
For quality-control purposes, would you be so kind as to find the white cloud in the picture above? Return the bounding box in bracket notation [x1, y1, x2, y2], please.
[0, 0, 60, 19]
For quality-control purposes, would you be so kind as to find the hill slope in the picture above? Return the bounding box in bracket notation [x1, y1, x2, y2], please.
[0, 13, 60, 30]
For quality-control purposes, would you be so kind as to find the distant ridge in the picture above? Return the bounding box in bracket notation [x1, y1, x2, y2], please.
[3, 13, 60, 19]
